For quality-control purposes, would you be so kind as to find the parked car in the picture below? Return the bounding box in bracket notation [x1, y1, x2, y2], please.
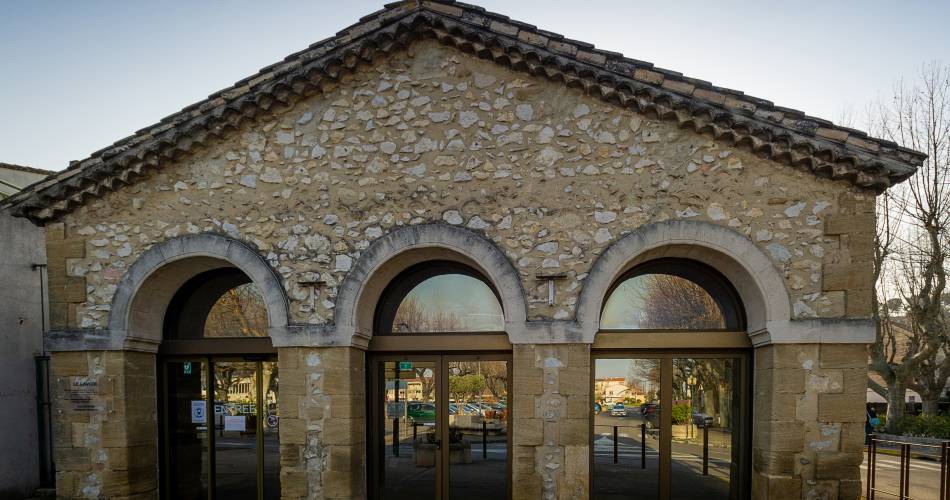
[692, 411, 714, 428]
[593, 402, 602, 415]
[640, 403, 658, 416]
[642, 404, 660, 429]
[610, 403, 627, 417]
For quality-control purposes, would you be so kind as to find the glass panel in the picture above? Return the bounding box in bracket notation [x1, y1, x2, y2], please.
[204, 283, 268, 337]
[214, 361, 259, 500]
[382, 360, 437, 499]
[165, 360, 210, 500]
[601, 274, 727, 330]
[447, 360, 508, 499]
[262, 361, 280, 499]
[593, 358, 661, 499]
[392, 275, 504, 333]
[671, 358, 740, 500]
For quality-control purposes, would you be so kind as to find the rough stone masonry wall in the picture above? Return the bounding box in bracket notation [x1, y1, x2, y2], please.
[51, 39, 870, 332]
[40, 38, 879, 500]
[277, 347, 365, 500]
[50, 351, 157, 499]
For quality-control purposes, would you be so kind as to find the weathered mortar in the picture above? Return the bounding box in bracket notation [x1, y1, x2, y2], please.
[53, 40, 868, 331]
[40, 38, 877, 500]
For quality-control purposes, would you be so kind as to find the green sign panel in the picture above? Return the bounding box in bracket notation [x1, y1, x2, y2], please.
[183, 362, 192, 375]
[398, 361, 413, 371]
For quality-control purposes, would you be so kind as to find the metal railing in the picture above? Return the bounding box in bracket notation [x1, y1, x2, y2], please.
[866, 434, 950, 500]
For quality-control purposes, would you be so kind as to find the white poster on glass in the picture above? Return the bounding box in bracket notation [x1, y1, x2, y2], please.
[224, 415, 246, 432]
[190, 400, 207, 424]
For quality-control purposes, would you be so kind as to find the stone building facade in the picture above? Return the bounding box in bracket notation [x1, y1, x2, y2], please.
[0, 2, 925, 499]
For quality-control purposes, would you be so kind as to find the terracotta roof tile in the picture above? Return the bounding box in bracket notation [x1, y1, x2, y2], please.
[0, 0, 928, 223]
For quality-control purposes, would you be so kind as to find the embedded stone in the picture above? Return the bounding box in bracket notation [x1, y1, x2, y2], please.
[459, 111, 479, 128]
[442, 210, 463, 225]
[594, 211, 616, 224]
[516, 104, 534, 121]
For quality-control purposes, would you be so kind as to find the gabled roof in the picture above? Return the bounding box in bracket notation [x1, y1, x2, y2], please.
[0, 162, 55, 177]
[1, 0, 927, 223]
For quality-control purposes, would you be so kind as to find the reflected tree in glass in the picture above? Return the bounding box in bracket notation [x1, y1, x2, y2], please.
[204, 283, 268, 337]
[390, 275, 504, 333]
[602, 274, 727, 330]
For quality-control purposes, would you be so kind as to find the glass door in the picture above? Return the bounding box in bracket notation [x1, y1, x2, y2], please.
[592, 353, 748, 500]
[446, 358, 509, 500]
[161, 356, 279, 500]
[370, 355, 511, 500]
[163, 359, 211, 500]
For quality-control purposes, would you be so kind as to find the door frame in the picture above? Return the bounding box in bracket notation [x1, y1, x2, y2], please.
[367, 352, 513, 500]
[158, 354, 277, 500]
[589, 349, 752, 500]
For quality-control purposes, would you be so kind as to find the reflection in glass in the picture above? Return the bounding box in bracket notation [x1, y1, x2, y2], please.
[204, 283, 268, 337]
[262, 361, 280, 499]
[671, 358, 740, 500]
[165, 360, 210, 500]
[593, 358, 661, 499]
[382, 360, 437, 500]
[447, 361, 508, 499]
[601, 274, 726, 330]
[392, 275, 504, 333]
[214, 361, 259, 500]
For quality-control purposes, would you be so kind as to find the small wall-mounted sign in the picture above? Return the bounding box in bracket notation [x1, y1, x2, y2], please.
[57, 376, 112, 414]
[183, 362, 192, 375]
[398, 361, 413, 371]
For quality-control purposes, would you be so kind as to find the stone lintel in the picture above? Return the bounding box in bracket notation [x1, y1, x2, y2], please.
[46, 317, 876, 352]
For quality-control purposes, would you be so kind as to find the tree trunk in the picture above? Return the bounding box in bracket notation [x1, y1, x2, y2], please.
[922, 398, 940, 415]
[885, 379, 907, 432]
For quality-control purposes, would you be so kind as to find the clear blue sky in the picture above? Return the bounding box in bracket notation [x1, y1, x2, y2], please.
[1, 1, 947, 171]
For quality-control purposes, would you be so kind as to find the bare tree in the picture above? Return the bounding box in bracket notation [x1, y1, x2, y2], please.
[869, 63, 950, 425]
[204, 284, 268, 337]
[635, 274, 725, 329]
[393, 294, 463, 333]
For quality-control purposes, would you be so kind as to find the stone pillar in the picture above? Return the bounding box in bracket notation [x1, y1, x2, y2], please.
[278, 347, 365, 500]
[511, 343, 590, 500]
[51, 350, 158, 499]
[752, 344, 867, 500]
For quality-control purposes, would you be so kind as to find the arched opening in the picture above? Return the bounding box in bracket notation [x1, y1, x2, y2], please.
[366, 260, 512, 500]
[592, 258, 751, 500]
[158, 265, 279, 500]
[108, 235, 288, 500]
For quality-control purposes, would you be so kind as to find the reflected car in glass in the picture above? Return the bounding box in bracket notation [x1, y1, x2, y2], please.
[610, 403, 627, 417]
[407, 402, 435, 423]
[692, 410, 714, 428]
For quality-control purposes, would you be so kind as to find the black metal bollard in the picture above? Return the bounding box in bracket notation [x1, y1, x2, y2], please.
[482, 420, 488, 459]
[702, 424, 709, 476]
[393, 418, 400, 457]
[867, 434, 877, 500]
[613, 426, 618, 464]
[941, 441, 950, 500]
[413, 421, 417, 440]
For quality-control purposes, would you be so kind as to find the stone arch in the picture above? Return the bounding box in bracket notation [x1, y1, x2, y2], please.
[334, 224, 527, 347]
[576, 220, 791, 344]
[108, 233, 289, 351]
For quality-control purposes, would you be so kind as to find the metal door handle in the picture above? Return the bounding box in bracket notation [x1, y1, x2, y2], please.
[433, 439, 442, 449]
